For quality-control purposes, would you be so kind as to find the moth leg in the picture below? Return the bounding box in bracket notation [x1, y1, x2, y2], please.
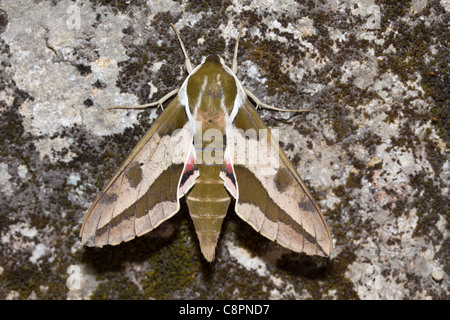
[243, 87, 309, 113]
[108, 89, 179, 111]
[170, 23, 194, 74]
[231, 21, 245, 74]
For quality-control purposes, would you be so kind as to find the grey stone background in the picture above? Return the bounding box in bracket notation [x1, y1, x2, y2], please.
[0, 0, 448, 299]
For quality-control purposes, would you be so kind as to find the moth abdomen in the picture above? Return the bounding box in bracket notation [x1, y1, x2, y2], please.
[185, 164, 231, 262]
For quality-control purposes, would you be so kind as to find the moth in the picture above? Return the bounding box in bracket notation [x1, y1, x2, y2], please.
[80, 23, 333, 262]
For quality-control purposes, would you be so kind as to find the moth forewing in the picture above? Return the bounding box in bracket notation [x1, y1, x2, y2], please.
[80, 96, 193, 247]
[225, 96, 333, 257]
[225, 126, 278, 177]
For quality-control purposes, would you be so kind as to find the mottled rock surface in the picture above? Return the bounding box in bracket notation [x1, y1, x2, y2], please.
[0, 0, 448, 299]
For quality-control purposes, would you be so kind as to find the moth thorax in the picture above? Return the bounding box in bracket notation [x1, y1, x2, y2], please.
[186, 55, 238, 117]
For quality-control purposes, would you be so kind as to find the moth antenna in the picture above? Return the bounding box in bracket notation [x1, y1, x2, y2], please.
[170, 23, 194, 74]
[231, 21, 245, 74]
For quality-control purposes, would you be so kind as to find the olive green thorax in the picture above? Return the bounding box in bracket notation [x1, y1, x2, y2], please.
[186, 54, 237, 132]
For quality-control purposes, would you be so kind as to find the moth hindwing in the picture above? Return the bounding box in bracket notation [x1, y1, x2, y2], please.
[80, 24, 333, 262]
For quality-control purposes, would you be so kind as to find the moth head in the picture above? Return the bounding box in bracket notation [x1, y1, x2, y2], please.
[198, 54, 226, 67]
